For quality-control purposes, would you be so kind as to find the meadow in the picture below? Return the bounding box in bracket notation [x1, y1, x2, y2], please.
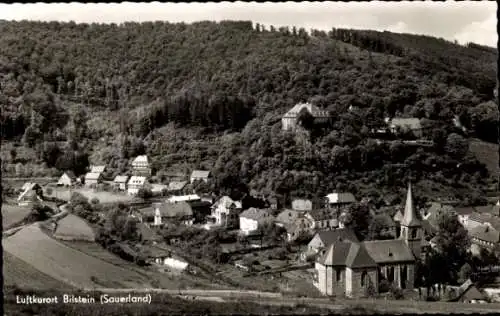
[53, 213, 96, 241]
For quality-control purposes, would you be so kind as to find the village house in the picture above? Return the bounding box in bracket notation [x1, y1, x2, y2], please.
[314, 182, 422, 297]
[466, 212, 500, 232]
[325, 192, 356, 209]
[281, 102, 330, 131]
[167, 181, 188, 195]
[275, 209, 313, 241]
[292, 199, 313, 211]
[17, 182, 43, 206]
[139, 202, 194, 227]
[190, 170, 211, 183]
[303, 228, 359, 260]
[239, 207, 275, 236]
[208, 196, 242, 229]
[385, 117, 423, 138]
[113, 175, 129, 191]
[305, 209, 339, 230]
[127, 176, 148, 195]
[131, 155, 151, 176]
[57, 171, 77, 187]
[469, 224, 500, 255]
[84, 172, 102, 188]
[455, 206, 477, 228]
[168, 194, 201, 203]
[90, 165, 106, 174]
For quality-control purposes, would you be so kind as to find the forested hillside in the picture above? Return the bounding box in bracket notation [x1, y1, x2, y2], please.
[0, 20, 497, 207]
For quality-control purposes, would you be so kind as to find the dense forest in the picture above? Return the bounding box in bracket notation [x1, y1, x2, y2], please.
[0, 20, 498, 207]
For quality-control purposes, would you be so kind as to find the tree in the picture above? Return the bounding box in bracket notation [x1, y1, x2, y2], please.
[445, 133, 469, 159]
[458, 263, 472, 283]
[341, 203, 372, 241]
[137, 188, 153, 199]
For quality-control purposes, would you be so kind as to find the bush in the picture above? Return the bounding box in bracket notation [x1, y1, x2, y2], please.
[378, 279, 391, 293]
[388, 286, 404, 300]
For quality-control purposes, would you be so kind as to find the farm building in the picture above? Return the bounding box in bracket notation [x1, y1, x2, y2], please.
[127, 176, 147, 195]
[57, 171, 77, 187]
[450, 279, 488, 303]
[84, 172, 102, 187]
[469, 224, 500, 255]
[140, 246, 189, 271]
[239, 208, 275, 236]
[190, 170, 211, 183]
[139, 202, 194, 226]
[17, 183, 43, 206]
[131, 155, 151, 176]
[113, 175, 129, 191]
[281, 102, 330, 131]
[168, 194, 201, 203]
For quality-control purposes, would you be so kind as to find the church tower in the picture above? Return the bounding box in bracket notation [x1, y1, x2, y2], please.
[399, 182, 423, 259]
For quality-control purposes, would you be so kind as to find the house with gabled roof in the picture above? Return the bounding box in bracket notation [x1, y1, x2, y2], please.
[469, 224, 500, 255]
[239, 208, 275, 236]
[305, 209, 339, 230]
[131, 155, 151, 176]
[84, 172, 102, 187]
[450, 279, 488, 303]
[127, 176, 147, 195]
[282, 102, 330, 131]
[90, 165, 106, 174]
[139, 202, 194, 226]
[17, 182, 43, 206]
[57, 171, 77, 187]
[168, 194, 201, 203]
[208, 196, 242, 229]
[291, 199, 313, 212]
[190, 170, 211, 183]
[325, 192, 356, 208]
[167, 181, 188, 194]
[113, 175, 129, 191]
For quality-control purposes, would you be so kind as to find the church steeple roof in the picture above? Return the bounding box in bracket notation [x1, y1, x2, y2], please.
[401, 182, 421, 227]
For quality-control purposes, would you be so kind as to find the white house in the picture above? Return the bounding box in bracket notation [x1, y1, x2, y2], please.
[325, 192, 356, 208]
[17, 182, 42, 206]
[239, 208, 275, 236]
[127, 176, 147, 195]
[209, 196, 242, 229]
[90, 165, 106, 173]
[131, 155, 151, 176]
[304, 209, 339, 230]
[84, 172, 102, 187]
[113, 175, 129, 191]
[281, 102, 330, 131]
[57, 171, 77, 187]
[190, 170, 211, 183]
[292, 199, 313, 211]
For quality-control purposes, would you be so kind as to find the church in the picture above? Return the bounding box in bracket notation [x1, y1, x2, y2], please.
[313, 183, 427, 297]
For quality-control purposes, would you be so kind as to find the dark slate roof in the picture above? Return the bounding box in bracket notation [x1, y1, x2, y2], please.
[239, 208, 274, 221]
[470, 225, 500, 244]
[319, 241, 377, 268]
[454, 279, 487, 302]
[315, 228, 359, 246]
[140, 202, 193, 218]
[325, 192, 356, 204]
[363, 239, 415, 264]
[454, 206, 476, 216]
[469, 213, 500, 231]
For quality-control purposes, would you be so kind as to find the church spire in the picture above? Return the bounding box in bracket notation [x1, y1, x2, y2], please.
[401, 182, 421, 227]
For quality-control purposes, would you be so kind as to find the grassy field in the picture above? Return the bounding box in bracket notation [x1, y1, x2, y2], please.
[1, 203, 32, 229]
[54, 213, 96, 241]
[47, 187, 134, 203]
[3, 251, 75, 290]
[469, 138, 499, 176]
[60, 240, 224, 290]
[3, 224, 155, 289]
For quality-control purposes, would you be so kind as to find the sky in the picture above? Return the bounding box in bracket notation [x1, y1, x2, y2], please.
[0, 1, 497, 47]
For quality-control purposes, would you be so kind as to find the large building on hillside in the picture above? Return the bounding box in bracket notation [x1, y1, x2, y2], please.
[281, 102, 330, 131]
[313, 183, 425, 298]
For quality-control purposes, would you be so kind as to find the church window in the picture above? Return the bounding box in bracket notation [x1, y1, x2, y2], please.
[411, 228, 418, 239]
[361, 271, 367, 286]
